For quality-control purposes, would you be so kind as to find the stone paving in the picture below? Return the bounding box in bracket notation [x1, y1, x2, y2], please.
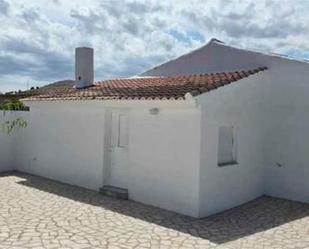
[0, 172, 309, 249]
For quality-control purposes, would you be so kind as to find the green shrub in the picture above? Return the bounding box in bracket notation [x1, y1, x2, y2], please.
[0, 100, 29, 111]
[0, 100, 28, 134]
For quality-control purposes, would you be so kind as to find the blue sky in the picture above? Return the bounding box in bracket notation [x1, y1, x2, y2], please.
[0, 0, 309, 92]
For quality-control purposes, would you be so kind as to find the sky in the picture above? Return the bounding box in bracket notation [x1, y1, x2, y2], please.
[0, 0, 309, 92]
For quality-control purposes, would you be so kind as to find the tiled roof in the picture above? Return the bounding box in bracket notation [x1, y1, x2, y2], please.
[24, 67, 267, 101]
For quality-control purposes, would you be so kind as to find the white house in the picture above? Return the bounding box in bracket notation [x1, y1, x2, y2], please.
[1, 38, 309, 218]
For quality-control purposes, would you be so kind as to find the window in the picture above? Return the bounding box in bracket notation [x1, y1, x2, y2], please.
[217, 126, 237, 166]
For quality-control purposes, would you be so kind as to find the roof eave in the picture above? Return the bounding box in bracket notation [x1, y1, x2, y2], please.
[22, 97, 198, 109]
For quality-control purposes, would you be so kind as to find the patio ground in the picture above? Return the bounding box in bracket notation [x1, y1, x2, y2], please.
[0, 172, 308, 249]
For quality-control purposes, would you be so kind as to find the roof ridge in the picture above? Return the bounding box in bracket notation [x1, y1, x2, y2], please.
[212, 41, 309, 65]
[150, 67, 268, 79]
[93, 67, 267, 86]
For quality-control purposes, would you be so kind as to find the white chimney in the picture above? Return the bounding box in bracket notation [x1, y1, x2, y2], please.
[75, 47, 94, 89]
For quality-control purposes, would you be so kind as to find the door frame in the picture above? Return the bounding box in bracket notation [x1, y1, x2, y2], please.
[103, 108, 130, 188]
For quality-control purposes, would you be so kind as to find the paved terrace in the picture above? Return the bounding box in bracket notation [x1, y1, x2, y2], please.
[0, 172, 309, 249]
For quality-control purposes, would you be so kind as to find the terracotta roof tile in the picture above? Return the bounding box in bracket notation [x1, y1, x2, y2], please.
[24, 67, 267, 101]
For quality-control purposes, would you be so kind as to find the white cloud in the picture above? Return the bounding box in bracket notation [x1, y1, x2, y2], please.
[0, 0, 308, 92]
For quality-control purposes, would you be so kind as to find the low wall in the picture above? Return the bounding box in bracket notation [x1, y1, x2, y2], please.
[0, 111, 20, 172]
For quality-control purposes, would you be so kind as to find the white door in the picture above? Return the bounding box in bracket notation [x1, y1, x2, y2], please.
[107, 110, 129, 189]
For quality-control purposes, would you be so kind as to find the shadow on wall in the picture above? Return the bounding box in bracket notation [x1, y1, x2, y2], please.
[3, 171, 309, 245]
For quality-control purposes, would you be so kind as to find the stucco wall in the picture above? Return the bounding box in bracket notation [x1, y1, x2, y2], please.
[128, 107, 200, 217]
[197, 72, 270, 217]
[12, 101, 200, 217]
[262, 59, 309, 203]
[0, 112, 15, 171]
[197, 57, 309, 216]
[14, 102, 106, 190]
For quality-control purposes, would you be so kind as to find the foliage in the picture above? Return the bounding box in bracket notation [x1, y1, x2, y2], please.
[0, 117, 27, 134]
[0, 100, 28, 134]
[0, 100, 29, 111]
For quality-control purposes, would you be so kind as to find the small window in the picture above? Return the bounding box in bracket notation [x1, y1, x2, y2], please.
[218, 126, 237, 166]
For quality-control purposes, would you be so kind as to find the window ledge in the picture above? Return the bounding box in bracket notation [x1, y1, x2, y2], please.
[218, 161, 238, 167]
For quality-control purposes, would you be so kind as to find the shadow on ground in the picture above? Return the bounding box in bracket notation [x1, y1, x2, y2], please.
[5, 171, 309, 245]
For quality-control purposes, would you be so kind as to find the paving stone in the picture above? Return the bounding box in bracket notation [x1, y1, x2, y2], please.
[0, 172, 309, 249]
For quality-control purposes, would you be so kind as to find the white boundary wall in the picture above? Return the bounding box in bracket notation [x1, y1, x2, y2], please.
[0, 112, 14, 171]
